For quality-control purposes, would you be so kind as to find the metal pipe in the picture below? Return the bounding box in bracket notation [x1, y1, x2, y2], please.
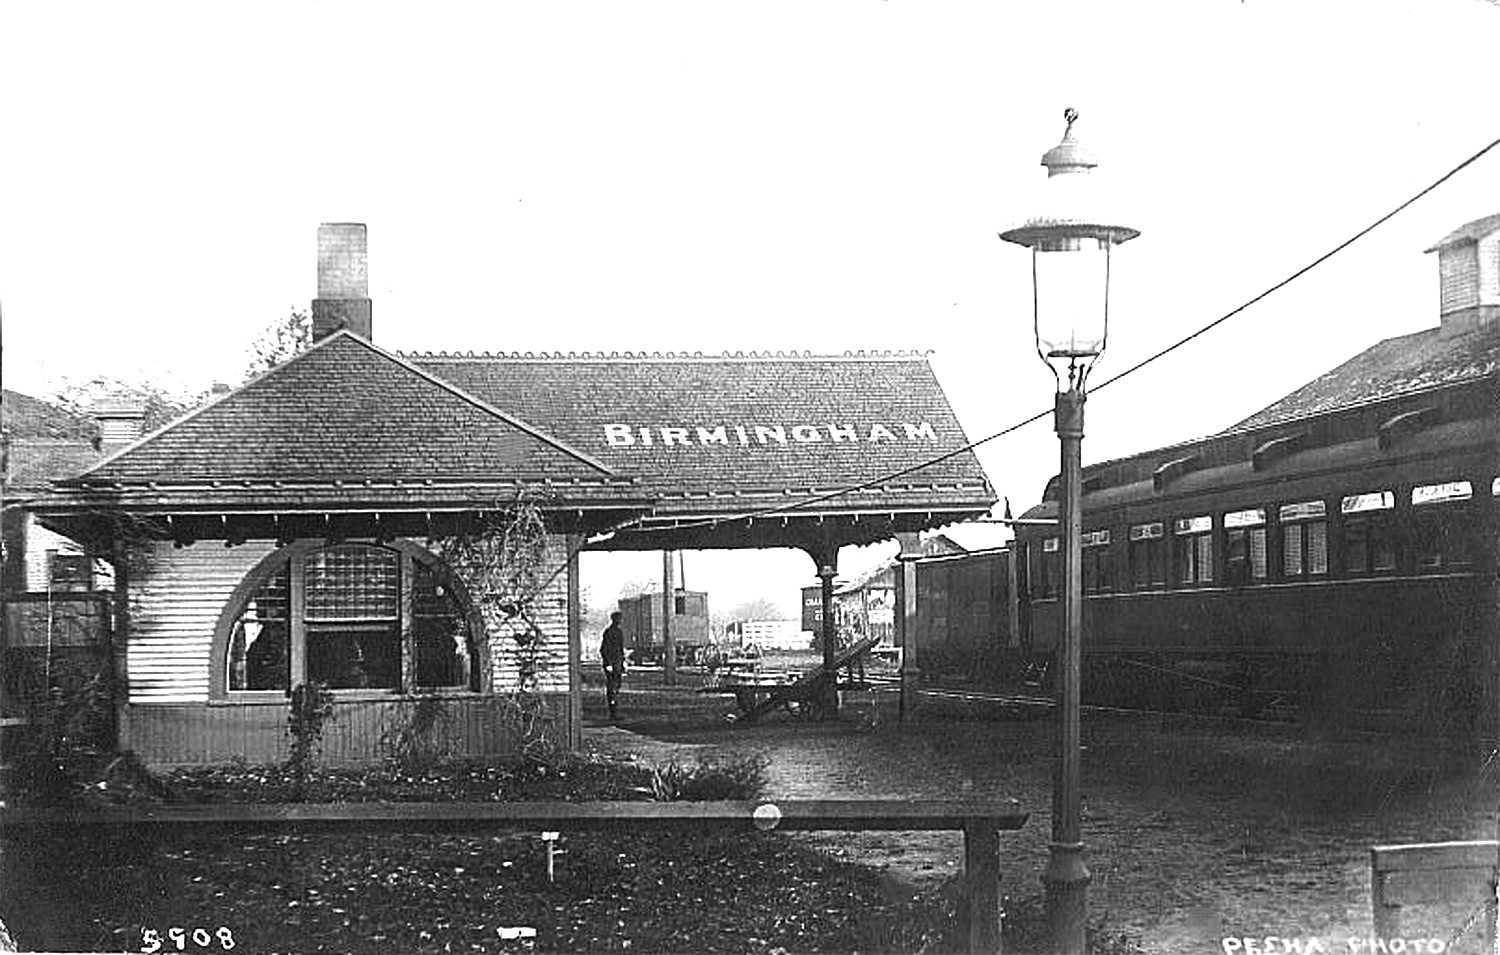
[1043, 386, 1089, 954]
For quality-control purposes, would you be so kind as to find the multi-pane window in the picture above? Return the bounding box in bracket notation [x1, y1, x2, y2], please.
[1173, 516, 1214, 585]
[306, 545, 401, 689]
[1129, 522, 1166, 590]
[1224, 508, 1267, 583]
[1279, 501, 1327, 577]
[413, 562, 474, 689]
[1082, 529, 1112, 594]
[228, 564, 291, 691]
[1411, 481, 1474, 571]
[226, 544, 476, 696]
[1341, 491, 1397, 575]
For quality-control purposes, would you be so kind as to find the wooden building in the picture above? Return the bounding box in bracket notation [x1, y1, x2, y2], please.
[22, 224, 996, 765]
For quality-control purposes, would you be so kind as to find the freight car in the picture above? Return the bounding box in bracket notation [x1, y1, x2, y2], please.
[616, 589, 712, 666]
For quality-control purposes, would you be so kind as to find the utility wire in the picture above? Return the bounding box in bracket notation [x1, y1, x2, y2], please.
[604, 132, 1500, 539]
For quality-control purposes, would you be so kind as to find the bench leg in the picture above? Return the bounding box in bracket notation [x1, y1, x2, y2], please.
[965, 818, 1003, 953]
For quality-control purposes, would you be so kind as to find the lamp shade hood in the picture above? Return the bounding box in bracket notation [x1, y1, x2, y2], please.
[1000, 110, 1139, 249]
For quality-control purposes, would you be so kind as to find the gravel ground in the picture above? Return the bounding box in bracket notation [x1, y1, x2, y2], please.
[587, 672, 1497, 954]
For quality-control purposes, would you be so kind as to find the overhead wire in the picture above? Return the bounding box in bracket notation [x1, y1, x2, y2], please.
[600, 132, 1500, 539]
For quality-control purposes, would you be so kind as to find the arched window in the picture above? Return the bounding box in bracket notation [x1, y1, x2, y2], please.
[218, 542, 481, 697]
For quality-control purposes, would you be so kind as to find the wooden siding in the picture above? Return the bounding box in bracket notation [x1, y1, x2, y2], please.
[483, 534, 573, 694]
[125, 693, 574, 766]
[129, 541, 274, 703]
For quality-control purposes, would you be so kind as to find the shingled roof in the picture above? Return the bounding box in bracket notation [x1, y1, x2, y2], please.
[2, 390, 100, 498]
[55, 333, 637, 510]
[411, 350, 995, 517]
[1228, 324, 1499, 431]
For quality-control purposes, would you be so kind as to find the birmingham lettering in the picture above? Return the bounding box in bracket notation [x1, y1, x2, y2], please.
[603, 422, 940, 448]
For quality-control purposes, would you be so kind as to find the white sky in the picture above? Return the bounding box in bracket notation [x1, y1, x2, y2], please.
[3, 1, 1497, 620]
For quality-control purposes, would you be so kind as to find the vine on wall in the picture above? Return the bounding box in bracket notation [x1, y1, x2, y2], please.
[435, 498, 562, 757]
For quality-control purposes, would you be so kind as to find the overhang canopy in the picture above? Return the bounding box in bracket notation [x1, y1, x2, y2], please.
[31, 334, 996, 555]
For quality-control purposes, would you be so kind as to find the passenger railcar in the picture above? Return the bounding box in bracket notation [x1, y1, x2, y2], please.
[910, 373, 1497, 735]
[1007, 375, 1498, 733]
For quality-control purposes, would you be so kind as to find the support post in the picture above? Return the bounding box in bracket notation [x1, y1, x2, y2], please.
[566, 535, 583, 750]
[662, 550, 675, 685]
[894, 532, 921, 724]
[110, 538, 132, 752]
[1043, 387, 1088, 955]
[965, 816, 1003, 954]
[818, 558, 839, 717]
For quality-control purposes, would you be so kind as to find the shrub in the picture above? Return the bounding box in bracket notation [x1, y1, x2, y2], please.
[286, 682, 335, 800]
[640, 754, 769, 801]
[378, 694, 455, 772]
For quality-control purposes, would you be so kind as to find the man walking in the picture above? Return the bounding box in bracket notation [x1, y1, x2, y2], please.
[600, 611, 626, 720]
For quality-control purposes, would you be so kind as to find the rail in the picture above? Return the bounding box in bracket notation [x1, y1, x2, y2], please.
[1370, 840, 1497, 942]
[1, 798, 1027, 953]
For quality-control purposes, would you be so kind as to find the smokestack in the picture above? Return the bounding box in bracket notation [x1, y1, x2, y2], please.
[312, 223, 372, 340]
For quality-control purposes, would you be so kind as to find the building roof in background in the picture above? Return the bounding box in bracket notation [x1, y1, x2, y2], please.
[2, 391, 100, 498]
[1424, 213, 1500, 252]
[1227, 325, 1498, 432]
[413, 351, 994, 516]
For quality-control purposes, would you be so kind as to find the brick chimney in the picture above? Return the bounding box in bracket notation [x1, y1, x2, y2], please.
[312, 223, 372, 340]
[1424, 213, 1500, 338]
[91, 400, 147, 449]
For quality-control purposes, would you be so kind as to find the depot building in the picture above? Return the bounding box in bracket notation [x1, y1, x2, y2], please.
[25, 224, 995, 765]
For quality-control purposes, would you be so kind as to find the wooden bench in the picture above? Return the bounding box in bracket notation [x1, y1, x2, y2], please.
[1370, 840, 1497, 941]
[2, 798, 1027, 952]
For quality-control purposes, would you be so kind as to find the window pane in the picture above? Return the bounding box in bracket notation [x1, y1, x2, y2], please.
[414, 563, 474, 689]
[1412, 481, 1472, 506]
[306, 545, 399, 620]
[1196, 534, 1214, 583]
[1307, 522, 1327, 575]
[1249, 528, 1267, 579]
[1341, 491, 1394, 514]
[1284, 525, 1303, 576]
[1344, 523, 1369, 573]
[308, 624, 400, 689]
[229, 565, 290, 691]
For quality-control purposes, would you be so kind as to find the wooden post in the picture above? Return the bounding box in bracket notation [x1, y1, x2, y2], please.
[566, 535, 583, 750]
[818, 557, 839, 716]
[109, 538, 132, 752]
[894, 532, 921, 724]
[965, 816, 1004, 954]
[662, 550, 675, 685]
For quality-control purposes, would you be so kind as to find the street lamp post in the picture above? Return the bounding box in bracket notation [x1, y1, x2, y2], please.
[1000, 109, 1139, 955]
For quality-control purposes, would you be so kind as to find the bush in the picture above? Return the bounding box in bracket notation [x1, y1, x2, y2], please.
[377, 694, 455, 772]
[640, 754, 769, 801]
[286, 682, 335, 800]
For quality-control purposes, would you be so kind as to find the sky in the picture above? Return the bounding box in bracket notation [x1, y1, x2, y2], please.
[3, 1, 1498, 621]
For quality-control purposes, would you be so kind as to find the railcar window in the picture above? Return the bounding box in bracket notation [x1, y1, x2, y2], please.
[1034, 538, 1059, 599]
[1340, 492, 1396, 575]
[1082, 529, 1112, 593]
[1129, 522, 1166, 590]
[1278, 501, 1327, 578]
[1173, 516, 1214, 585]
[1412, 481, 1475, 570]
[1224, 508, 1267, 583]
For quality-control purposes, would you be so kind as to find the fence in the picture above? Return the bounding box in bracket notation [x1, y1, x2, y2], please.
[0, 797, 1027, 953]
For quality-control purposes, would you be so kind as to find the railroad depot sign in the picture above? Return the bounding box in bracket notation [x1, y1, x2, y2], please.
[600, 421, 941, 448]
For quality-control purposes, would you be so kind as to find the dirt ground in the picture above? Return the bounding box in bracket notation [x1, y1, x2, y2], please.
[586, 668, 1498, 954]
